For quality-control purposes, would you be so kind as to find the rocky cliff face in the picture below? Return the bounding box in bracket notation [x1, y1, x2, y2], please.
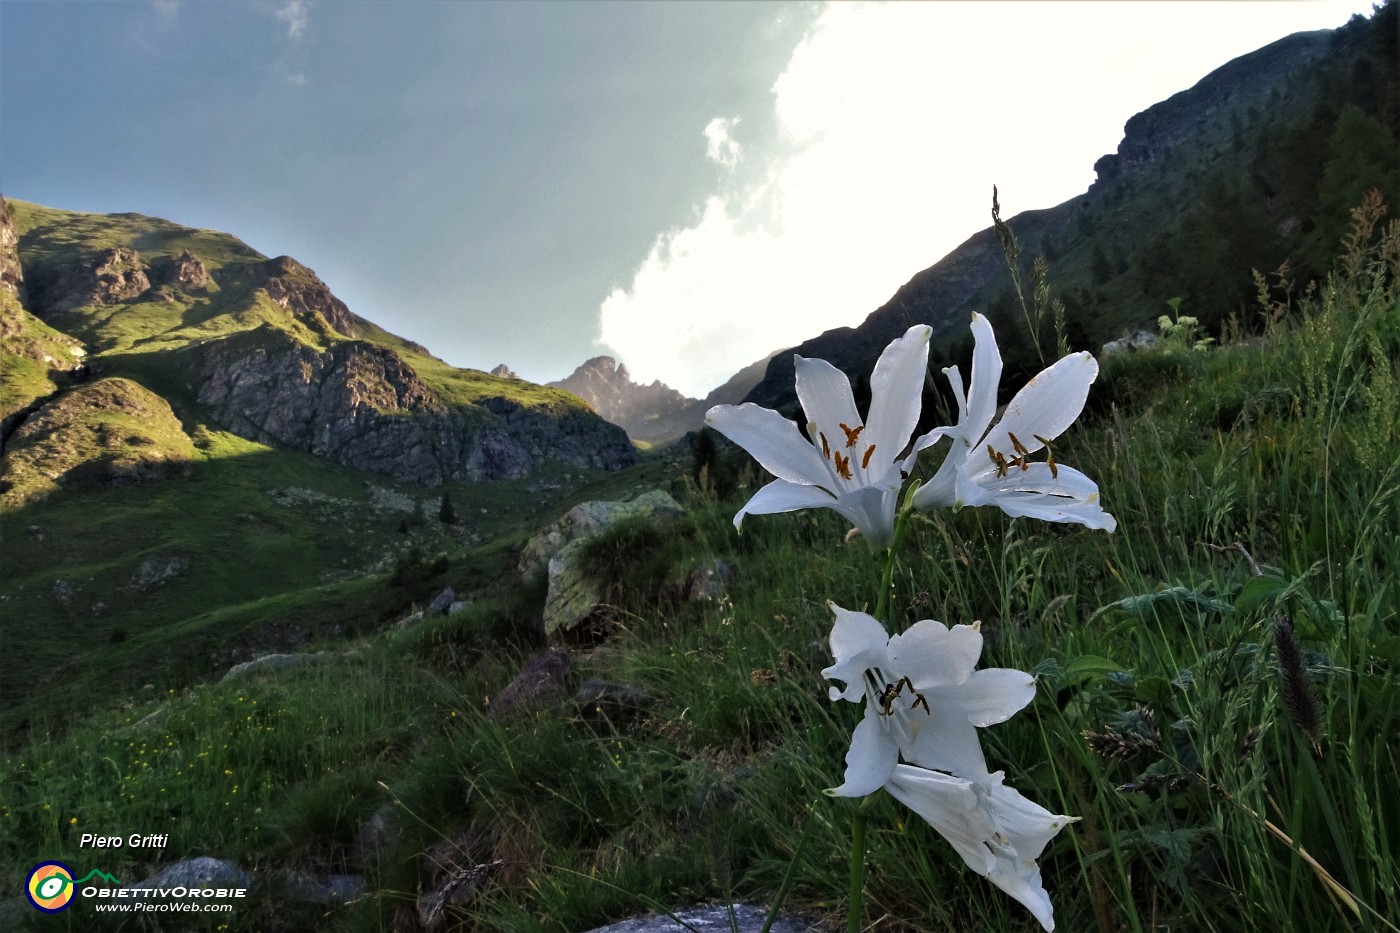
[543, 349, 778, 443]
[196, 329, 633, 484]
[0, 197, 25, 302]
[1091, 31, 1331, 186]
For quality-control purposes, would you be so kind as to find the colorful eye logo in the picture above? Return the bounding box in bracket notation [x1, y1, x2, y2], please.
[26, 862, 76, 912]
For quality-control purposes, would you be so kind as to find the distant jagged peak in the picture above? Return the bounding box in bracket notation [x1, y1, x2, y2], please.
[547, 354, 702, 444]
[574, 355, 625, 376]
[490, 363, 519, 379]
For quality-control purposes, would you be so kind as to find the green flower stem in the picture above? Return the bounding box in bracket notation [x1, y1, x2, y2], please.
[873, 481, 920, 622]
[847, 806, 868, 933]
[851, 482, 920, 933]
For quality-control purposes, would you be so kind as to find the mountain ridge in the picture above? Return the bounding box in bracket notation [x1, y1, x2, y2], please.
[0, 199, 638, 501]
[742, 11, 1397, 413]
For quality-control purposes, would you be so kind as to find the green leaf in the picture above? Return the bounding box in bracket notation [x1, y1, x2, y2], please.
[1233, 574, 1287, 614]
[1059, 655, 1129, 690]
[1134, 675, 1173, 705]
[1090, 586, 1234, 623]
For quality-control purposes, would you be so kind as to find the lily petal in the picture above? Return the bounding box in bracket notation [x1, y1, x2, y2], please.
[981, 351, 1097, 457]
[888, 620, 983, 688]
[965, 313, 1003, 446]
[885, 765, 1074, 932]
[733, 479, 836, 531]
[902, 701, 993, 782]
[864, 324, 932, 473]
[822, 604, 890, 703]
[827, 714, 898, 798]
[884, 766, 991, 871]
[705, 403, 829, 487]
[827, 484, 900, 549]
[794, 355, 862, 462]
[958, 463, 1117, 532]
[908, 431, 962, 510]
[925, 668, 1036, 727]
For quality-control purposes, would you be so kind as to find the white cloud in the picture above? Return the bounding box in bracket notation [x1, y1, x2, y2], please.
[275, 0, 309, 40]
[704, 117, 742, 170]
[598, 0, 1376, 399]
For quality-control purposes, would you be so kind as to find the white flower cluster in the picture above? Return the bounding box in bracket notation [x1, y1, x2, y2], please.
[706, 314, 1114, 930]
[706, 313, 1115, 544]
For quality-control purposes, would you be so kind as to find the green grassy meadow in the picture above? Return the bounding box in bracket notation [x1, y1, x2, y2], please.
[2, 206, 1398, 932]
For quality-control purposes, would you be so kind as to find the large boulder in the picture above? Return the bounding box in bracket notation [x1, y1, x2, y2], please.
[520, 490, 685, 636]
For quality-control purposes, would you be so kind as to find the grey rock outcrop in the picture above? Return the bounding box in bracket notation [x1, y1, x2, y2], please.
[125, 554, 190, 593]
[491, 648, 573, 717]
[152, 249, 212, 290]
[1101, 329, 1160, 355]
[1092, 31, 1330, 185]
[575, 678, 649, 724]
[0, 196, 24, 302]
[220, 255, 361, 339]
[428, 586, 455, 614]
[38, 246, 152, 312]
[220, 650, 356, 683]
[580, 904, 825, 933]
[196, 327, 636, 485]
[680, 559, 735, 602]
[130, 857, 253, 892]
[520, 489, 686, 578]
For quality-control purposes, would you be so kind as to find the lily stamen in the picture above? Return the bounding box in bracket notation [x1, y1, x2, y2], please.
[839, 422, 865, 448]
[987, 445, 1009, 478]
[861, 444, 877, 469]
[1034, 434, 1059, 479]
[834, 451, 853, 481]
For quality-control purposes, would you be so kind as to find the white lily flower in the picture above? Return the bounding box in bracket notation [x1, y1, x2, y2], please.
[912, 313, 1116, 532]
[885, 764, 1076, 932]
[821, 603, 1035, 796]
[705, 324, 931, 549]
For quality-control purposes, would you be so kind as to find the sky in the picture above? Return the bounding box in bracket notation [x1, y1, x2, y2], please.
[0, 1, 1381, 398]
